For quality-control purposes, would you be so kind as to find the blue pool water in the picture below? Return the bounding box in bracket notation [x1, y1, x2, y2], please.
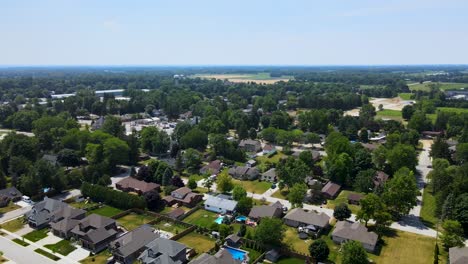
[235, 216, 247, 222]
[225, 247, 248, 260]
[214, 216, 224, 224]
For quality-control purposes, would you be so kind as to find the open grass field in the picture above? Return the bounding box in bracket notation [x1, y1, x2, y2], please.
[427, 107, 468, 123]
[370, 230, 437, 264]
[420, 187, 438, 228]
[80, 250, 111, 264]
[326, 190, 363, 215]
[44, 240, 77, 256]
[398, 93, 413, 100]
[408, 82, 468, 91]
[88, 205, 122, 217]
[23, 228, 49, 242]
[377, 109, 402, 117]
[153, 220, 188, 235]
[232, 179, 271, 194]
[0, 218, 25, 232]
[117, 213, 155, 231]
[176, 232, 215, 254]
[192, 73, 292, 84]
[183, 209, 218, 228]
[0, 202, 20, 214]
[34, 248, 60, 261]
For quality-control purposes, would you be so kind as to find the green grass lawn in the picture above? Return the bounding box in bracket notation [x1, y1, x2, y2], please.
[398, 93, 413, 100]
[153, 220, 188, 235]
[377, 109, 402, 117]
[325, 190, 363, 215]
[69, 200, 99, 210]
[12, 238, 30, 246]
[427, 107, 468, 124]
[241, 246, 262, 264]
[409, 82, 468, 91]
[0, 202, 20, 214]
[117, 213, 155, 231]
[232, 179, 271, 194]
[276, 257, 306, 264]
[80, 250, 111, 264]
[88, 206, 123, 217]
[282, 226, 312, 255]
[23, 228, 49, 242]
[420, 187, 438, 228]
[44, 240, 77, 256]
[271, 189, 288, 200]
[183, 209, 218, 228]
[256, 152, 285, 166]
[176, 232, 215, 255]
[34, 248, 60, 261]
[0, 218, 25, 232]
[370, 230, 437, 264]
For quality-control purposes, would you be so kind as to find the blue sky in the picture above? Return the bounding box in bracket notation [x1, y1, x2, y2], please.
[1, 0, 467, 65]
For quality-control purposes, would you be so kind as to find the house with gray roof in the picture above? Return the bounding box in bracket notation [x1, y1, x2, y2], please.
[200, 160, 222, 175]
[110, 225, 160, 264]
[49, 206, 86, 239]
[332, 221, 378, 252]
[138, 237, 187, 264]
[228, 166, 259, 180]
[449, 247, 468, 264]
[71, 214, 120, 253]
[0, 187, 22, 202]
[248, 204, 282, 222]
[26, 197, 69, 228]
[283, 208, 330, 235]
[204, 195, 238, 214]
[189, 249, 242, 264]
[238, 139, 262, 153]
[261, 168, 277, 182]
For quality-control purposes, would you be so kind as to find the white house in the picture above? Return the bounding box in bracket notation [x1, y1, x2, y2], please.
[204, 195, 238, 214]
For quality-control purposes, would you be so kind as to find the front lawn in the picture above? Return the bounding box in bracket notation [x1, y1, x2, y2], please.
[88, 206, 123, 217]
[420, 187, 438, 228]
[34, 248, 60, 261]
[45, 239, 77, 256]
[80, 250, 111, 264]
[23, 228, 49, 242]
[0, 218, 25, 232]
[153, 220, 188, 235]
[12, 238, 30, 246]
[325, 190, 363, 215]
[183, 209, 218, 228]
[233, 179, 271, 194]
[271, 189, 288, 200]
[0, 202, 20, 214]
[176, 232, 215, 255]
[370, 230, 437, 264]
[117, 213, 155, 231]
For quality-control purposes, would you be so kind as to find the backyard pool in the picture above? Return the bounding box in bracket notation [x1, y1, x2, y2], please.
[214, 216, 225, 224]
[235, 216, 247, 222]
[225, 246, 249, 261]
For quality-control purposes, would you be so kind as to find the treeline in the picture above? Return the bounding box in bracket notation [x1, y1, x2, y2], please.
[81, 182, 146, 210]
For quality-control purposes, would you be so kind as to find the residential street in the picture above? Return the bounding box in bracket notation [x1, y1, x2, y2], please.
[0, 234, 56, 264]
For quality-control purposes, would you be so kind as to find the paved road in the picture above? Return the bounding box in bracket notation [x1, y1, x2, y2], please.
[0, 234, 56, 264]
[410, 139, 433, 217]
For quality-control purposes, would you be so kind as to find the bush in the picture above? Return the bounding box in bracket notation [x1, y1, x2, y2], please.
[81, 182, 146, 210]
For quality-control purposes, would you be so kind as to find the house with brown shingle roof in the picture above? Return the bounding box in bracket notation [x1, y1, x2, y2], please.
[248, 204, 283, 222]
[321, 181, 341, 199]
[116, 177, 160, 195]
[332, 221, 378, 252]
[163, 187, 203, 208]
[373, 171, 389, 188]
[283, 208, 330, 235]
[200, 160, 222, 175]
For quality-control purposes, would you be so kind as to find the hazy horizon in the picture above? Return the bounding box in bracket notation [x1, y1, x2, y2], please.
[1, 0, 467, 65]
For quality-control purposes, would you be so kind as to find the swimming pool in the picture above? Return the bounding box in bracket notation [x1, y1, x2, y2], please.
[235, 216, 247, 222]
[225, 246, 248, 261]
[214, 216, 224, 224]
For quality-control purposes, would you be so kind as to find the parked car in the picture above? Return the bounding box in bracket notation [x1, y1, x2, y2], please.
[271, 183, 277, 189]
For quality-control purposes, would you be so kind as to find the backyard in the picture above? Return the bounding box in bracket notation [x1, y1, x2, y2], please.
[44, 240, 77, 256]
[183, 209, 218, 228]
[325, 190, 363, 214]
[282, 226, 312, 255]
[153, 219, 188, 235]
[88, 205, 123, 217]
[117, 213, 155, 231]
[176, 232, 215, 255]
[69, 200, 99, 210]
[80, 250, 111, 264]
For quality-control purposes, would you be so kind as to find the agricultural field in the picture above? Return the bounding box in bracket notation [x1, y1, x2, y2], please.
[192, 73, 292, 84]
[408, 82, 468, 91]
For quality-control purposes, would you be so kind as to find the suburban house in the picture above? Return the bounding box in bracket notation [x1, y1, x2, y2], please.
[200, 160, 222, 175]
[204, 195, 238, 214]
[138, 237, 187, 264]
[225, 234, 242, 248]
[163, 187, 203, 208]
[449, 246, 468, 264]
[71, 214, 120, 253]
[264, 249, 281, 263]
[373, 171, 389, 189]
[246, 159, 257, 167]
[49, 206, 87, 239]
[261, 168, 277, 182]
[116, 177, 160, 195]
[167, 208, 186, 220]
[331, 221, 379, 252]
[239, 139, 262, 153]
[0, 187, 23, 202]
[347, 193, 364, 205]
[110, 225, 160, 264]
[321, 181, 341, 199]
[190, 249, 242, 264]
[262, 144, 277, 156]
[283, 208, 330, 235]
[248, 204, 283, 222]
[26, 197, 69, 228]
[228, 166, 259, 180]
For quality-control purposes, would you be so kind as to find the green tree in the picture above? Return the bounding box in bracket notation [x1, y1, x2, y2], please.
[180, 128, 208, 150]
[183, 148, 202, 173]
[342, 241, 369, 264]
[216, 173, 233, 193]
[402, 105, 415, 120]
[232, 185, 247, 201]
[353, 169, 375, 193]
[85, 143, 103, 165]
[334, 203, 352, 221]
[237, 197, 253, 215]
[101, 115, 124, 138]
[382, 167, 418, 217]
[387, 144, 417, 173]
[357, 193, 386, 226]
[441, 220, 464, 249]
[103, 137, 130, 169]
[188, 176, 198, 190]
[254, 217, 285, 246]
[140, 126, 170, 155]
[408, 111, 432, 132]
[430, 138, 451, 161]
[288, 183, 307, 208]
[277, 157, 309, 188]
[309, 239, 330, 263]
[324, 152, 354, 185]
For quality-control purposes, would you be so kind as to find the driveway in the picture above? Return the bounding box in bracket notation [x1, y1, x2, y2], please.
[66, 247, 91, 262]
[0, 206, 31, 224]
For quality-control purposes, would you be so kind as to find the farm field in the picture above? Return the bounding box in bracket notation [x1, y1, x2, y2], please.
[192, 73, 292, 84]
[408, 82, 468, 91]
